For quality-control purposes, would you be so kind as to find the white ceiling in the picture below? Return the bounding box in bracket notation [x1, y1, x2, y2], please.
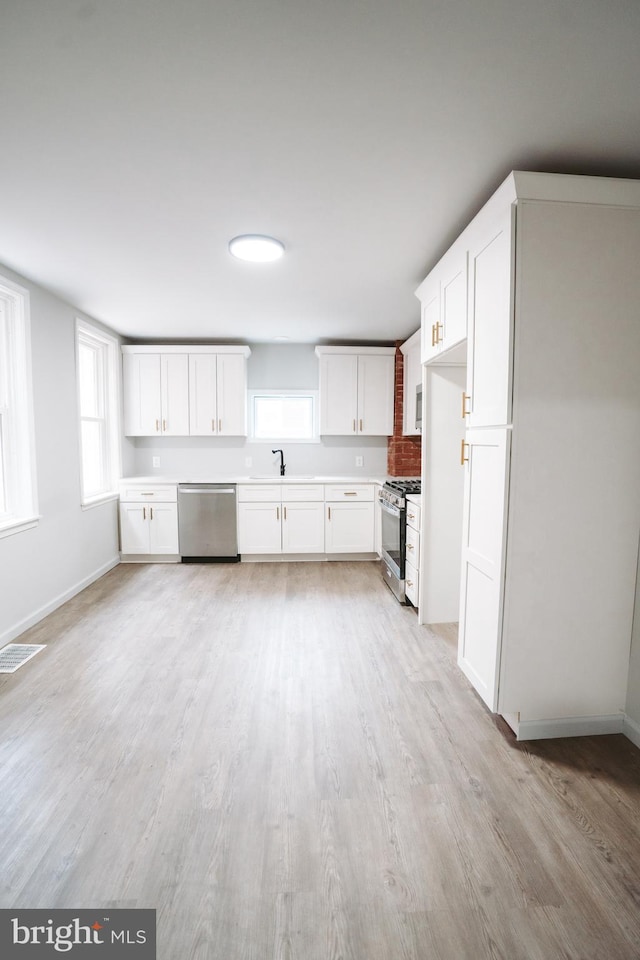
[1, 0, 640, 345]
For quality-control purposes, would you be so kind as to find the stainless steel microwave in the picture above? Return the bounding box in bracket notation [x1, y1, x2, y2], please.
[415, 383, 422, 431]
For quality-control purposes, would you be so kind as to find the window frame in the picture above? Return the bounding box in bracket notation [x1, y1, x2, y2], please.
[248, 389, 320, 443]
[0, 275, 39, 539]
[75, 319, 122, 508]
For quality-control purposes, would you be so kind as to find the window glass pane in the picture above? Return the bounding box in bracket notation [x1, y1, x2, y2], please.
[0, 416, 6, 514]
[78, 342, 100, 417]
[81, 420, 105, 497]
[253, 395, 314, 439]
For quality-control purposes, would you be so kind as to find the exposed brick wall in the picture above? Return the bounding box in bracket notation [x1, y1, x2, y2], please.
[387, 344, 422, 476]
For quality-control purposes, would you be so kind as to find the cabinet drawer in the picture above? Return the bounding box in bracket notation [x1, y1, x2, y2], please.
[324, 484, 374, 502]
[282, 483, 324, 502]
[237, 484, 282, 502]
[406, 501, 421, 530]
[405, 560, 419, 606]
[119, 483, 177, 503]
[406, 524, 420, 567]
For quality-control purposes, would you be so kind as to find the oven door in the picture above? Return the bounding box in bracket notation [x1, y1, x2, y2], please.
[379, 497, 405, 580]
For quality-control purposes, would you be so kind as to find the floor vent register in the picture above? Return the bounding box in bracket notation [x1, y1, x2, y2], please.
[0, 644, 46, 673]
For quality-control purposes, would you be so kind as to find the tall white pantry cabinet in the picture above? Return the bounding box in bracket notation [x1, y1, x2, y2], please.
[416, 172, 640, 741]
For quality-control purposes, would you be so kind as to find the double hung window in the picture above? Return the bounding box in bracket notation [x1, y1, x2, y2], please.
[75, 320, 120, 505]
[0, 276, 38, 537]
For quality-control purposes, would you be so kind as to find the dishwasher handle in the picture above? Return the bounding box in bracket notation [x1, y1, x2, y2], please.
[178, 487, 236, 495]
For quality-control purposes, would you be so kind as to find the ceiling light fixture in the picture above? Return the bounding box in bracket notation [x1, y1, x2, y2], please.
[229, 234, 285, 262]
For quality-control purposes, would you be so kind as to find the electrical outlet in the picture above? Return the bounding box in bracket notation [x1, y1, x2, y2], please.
[152, 456, 160, 468]
[244, 456, 253, 468]
[355, 456, 364, 467]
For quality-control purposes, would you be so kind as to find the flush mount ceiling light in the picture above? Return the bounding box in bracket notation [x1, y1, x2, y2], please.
[228, 234, 285, 262]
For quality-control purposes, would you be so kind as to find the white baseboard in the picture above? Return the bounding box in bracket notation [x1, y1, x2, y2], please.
[623, 713, 640, 750]
[513, 714, 625, 741]
[0, 556, 120, 648]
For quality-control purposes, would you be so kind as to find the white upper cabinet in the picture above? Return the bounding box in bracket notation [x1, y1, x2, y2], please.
[400, 329, 421, 436]
[466, 209, 514, 428]
[123, 345, 250, 437]
[417, 245, 468, 364]
[189, 352, 248, 436]
[315, 346, 395, 436]
[123, 352, 189, 436]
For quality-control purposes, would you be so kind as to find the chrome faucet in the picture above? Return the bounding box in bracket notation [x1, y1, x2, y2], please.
[272, 449, 286, 476]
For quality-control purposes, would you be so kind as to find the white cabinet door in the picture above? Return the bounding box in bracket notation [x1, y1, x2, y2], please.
[120, 503, 150, 553]
[402, 335, 422, 436]
[189, 353, 217, 435]
[318, 354, 358, 434]
[123, 354, 162, 436]
[123, 352, 189, 436]
[467, 209, 514, 428]
[419, 276, 440, 364]
[238, 502, 282, 553]
[160, 354, 189, 435]
[440, 247, 468, 351]
[148, 503, 179, 554]
[217, 353, 247, 436]
[325, 501, 375, 553]
[357, 354, 394, 436]
[418, 249, 466, 363]
[282, 501, 325, 553]
[457, 428, 510, 711]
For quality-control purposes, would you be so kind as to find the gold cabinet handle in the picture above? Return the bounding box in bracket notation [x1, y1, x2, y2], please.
[461, 392, 471, 418]
[150, 507, 153, 520]
[431, 323, 437, 347]
[155, 419, 159, 432]
[344, 491, 357, 496]
[407, 579, 413, 588]
[143, 506, 146, 520]
[407, 543, 414, 551]
[162, 419, 167, 432]
[461, 439, 470, 465]
[328, 506, 331, 520]
[435, 321, 443, 344]
[219, 419, 222, 432]
[284, 506, 287, 520]
[359, 419, 363, 432]
[353, 419, 356, 433]
[211, 418, 215, 432]
[276, 506, 280, 521]
[408, 511, 415, 521]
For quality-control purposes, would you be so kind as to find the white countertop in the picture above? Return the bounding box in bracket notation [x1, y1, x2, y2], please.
[121, 474, 410, 485]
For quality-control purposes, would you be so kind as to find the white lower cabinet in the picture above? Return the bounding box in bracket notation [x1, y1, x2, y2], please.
[119, 483, 179, 557]
[457, 429, 510, 709]
[238, 482, 376, 556]
[405, 497, 421, 607]
[237, 484, 325, 555]
[237, 501, 282, 553]
[281, 501, 325, 553]
[324, 484, 375, 553]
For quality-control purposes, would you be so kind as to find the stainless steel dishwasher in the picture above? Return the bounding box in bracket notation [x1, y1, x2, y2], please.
[177, 484, 239, 562]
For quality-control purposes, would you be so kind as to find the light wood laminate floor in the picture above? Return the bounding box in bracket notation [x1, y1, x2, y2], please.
[1, 561, 639, 959]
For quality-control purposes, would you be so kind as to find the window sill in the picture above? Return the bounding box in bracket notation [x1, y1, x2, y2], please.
[81, 492, 120, 510]
[250, 437, 321, 444]
[0, 515, 41, 540]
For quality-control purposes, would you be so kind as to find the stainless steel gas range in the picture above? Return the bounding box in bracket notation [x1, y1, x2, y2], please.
[379, 478, 421, 603]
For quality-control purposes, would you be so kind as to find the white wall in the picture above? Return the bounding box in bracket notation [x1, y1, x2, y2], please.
[129, 343, 389, 479]
[0, 262, 129, 646]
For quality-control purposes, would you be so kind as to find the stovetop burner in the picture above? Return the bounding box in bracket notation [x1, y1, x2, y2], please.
[384, 478, 421, 495]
